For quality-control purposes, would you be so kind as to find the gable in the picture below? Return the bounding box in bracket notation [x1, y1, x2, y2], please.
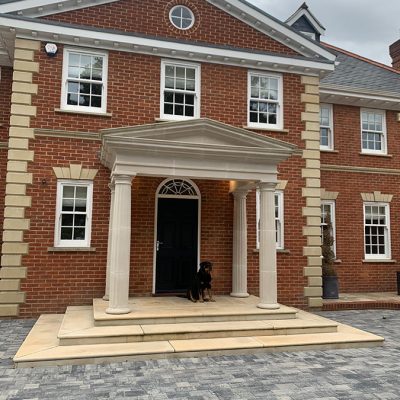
[0, 0, 335, 61]
[41, 0, 300, 57]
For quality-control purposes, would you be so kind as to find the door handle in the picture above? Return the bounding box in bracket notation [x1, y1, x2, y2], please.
[156, 241, 164, 251]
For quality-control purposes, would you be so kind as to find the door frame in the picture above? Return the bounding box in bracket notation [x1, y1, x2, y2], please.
[152, 177, 201, 294]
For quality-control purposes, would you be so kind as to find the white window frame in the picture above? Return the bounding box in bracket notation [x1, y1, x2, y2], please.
[61, 47, 108, 114]
[248, 71, 283, 130]
[320, 103, 334, 151]
[321, 200, 336, 256]
[160, 59, 200, 121]
[256, 191, 284, 250]
[169, 5, 195, 30]
[363, 202, 391, 260]
[54, 180, 93, 248]
[360, 109, 387, 155]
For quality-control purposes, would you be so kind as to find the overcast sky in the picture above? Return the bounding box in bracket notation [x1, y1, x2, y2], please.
[249, 0, 399, 65]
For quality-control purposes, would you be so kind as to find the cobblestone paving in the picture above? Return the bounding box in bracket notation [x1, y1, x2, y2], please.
[0, 310, 399, 399]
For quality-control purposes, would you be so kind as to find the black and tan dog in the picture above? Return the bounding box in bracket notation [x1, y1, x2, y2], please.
[187, 261, 215, 303]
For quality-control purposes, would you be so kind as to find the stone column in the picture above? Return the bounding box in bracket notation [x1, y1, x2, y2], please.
[230, 189, 249, 298]
[106, 174, 134, 315]
[103, 182, 115, 301]
[257, 182, 280, 309]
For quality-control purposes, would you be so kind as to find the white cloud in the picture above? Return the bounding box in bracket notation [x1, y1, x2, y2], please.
[249, 0, 399, 65]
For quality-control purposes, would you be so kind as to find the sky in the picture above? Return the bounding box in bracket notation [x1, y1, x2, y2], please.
[249, 0, 399, 66]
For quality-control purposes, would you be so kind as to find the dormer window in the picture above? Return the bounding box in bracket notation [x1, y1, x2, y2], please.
[301, 31, 316, 40]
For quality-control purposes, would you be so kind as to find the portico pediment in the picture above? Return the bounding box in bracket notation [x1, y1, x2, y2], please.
[101, 118, 295, 151]
[100, 118, 296, 182]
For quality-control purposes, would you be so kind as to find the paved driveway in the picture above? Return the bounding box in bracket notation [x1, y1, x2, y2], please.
[0, 310, 399, 399]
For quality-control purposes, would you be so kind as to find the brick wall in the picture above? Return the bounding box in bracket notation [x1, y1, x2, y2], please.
[17, 39, 309, 315]
[0, 66, 12, 141]
[322, 169, 400, 292]
[43, 0, 298, 56]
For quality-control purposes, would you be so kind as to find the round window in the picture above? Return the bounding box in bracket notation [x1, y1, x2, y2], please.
[169, 5, 195, 30]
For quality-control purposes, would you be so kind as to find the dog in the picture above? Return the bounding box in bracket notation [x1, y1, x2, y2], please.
[187, 261, 215, 303]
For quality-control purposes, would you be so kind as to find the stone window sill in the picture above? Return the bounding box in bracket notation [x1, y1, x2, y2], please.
[48, 247, 96, 252]
[253, 248, 290, 254]
[321, 149, 339, 153]
[359, 152, 393, 158]
[55, 108, 112, 118]
[362, 259, 397, 263]
[243, 126, 289, 134]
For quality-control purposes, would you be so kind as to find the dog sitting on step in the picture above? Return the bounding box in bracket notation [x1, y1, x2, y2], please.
[187, 261, 215, 303]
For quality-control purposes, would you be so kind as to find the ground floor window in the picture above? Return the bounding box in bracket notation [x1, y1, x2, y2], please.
[55, 180, 93, 247]
[256, 191, 284, 250]
[364, 203, 390, 259]
[321, 200, 336, 255]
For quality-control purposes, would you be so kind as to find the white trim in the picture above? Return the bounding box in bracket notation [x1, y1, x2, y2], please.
[363, 202, 391, 260]
[321, 200, 336, 256]
[0, 0, 120, 16]
[360, 108, 387, 155]
[54, 179, 93, 248]
[160, 59, 200, 121]
[61, 47, 108, 114]
[0, 16, 335, 76]
[247, 70, 283, 130]
[320, 103, 334, 151]
[256, 190, 284, 250]
[152, 178, 201, 294]
[169, 5, 195, 31]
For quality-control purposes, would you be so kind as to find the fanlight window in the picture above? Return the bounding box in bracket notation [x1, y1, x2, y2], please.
[159, 179, 197, 196]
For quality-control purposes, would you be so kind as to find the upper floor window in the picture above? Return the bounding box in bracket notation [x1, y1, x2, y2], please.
[256, 191, 284, 250]
[61, 48, 108, 114]
[361, 109, 386, 154]
[160, 60, 200, 120]
[169, 5, 195, 30]
[54, 180, 93, 248]
[320, 104, 334, 151]
[364, 203, 390, 259]
[248, 72, 283, 129]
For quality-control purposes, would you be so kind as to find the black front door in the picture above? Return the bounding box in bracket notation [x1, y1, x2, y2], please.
[155, 198, 198, 293]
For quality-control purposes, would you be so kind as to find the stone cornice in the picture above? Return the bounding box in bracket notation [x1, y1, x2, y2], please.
[34, 128, 100, 141]
[322, 164, 400, 176]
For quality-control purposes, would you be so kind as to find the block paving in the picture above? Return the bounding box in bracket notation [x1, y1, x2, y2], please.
[0, 310, 399, 399]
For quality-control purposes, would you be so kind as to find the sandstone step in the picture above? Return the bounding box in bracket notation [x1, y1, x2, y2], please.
[14, 314, 384, 368]
[58, 307, 338, 346]
[93, 296, 298, 326]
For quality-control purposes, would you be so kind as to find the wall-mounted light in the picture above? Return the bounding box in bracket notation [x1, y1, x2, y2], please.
[44, 43, 58, 57]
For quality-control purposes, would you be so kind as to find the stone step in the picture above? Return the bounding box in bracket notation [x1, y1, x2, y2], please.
[13, 314, 384, 368]
[58, 308, 338, 346]
[92, 296, 298, 326]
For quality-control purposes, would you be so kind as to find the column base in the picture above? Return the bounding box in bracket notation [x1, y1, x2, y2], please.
[106, 307, 131, 315]
[230, 292, 250, 298]
[103, 295, 109, 301]
[257, 302, 280, 310]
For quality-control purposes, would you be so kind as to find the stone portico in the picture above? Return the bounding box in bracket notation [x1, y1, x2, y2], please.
[100, 118, 296, 314]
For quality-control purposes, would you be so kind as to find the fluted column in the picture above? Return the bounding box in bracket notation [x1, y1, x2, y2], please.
[231, 189, 249, 298]
[106, 174, 134, 315]
[103, 182, 115, 301]
[258, 182, 280, 309]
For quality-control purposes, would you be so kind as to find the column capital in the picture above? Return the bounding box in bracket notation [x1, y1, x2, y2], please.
[258, 182, 277, 192]
[232, 188, 249, 199]
[108, 182, 115, 191]
[112, 174, 135, 186]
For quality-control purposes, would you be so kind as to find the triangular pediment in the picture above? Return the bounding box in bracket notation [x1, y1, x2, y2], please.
[101, 118, 296, 152]
[0, 0, 335, 62]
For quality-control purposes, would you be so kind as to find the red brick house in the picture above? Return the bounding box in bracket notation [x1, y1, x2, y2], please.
[0, 0, 398, 319]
